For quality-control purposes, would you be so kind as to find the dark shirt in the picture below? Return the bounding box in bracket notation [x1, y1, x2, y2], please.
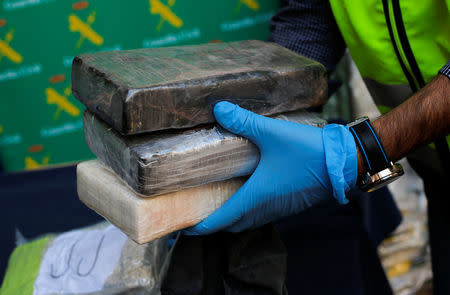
[268, 0, 346, 73]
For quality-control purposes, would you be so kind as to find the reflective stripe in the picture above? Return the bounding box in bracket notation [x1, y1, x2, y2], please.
[330, 0, 450, 86]
[382, 0, 419, 90]
[390, 0, 425, 88]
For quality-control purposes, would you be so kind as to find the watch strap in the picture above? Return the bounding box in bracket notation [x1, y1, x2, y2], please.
[349, 118, 390, 175]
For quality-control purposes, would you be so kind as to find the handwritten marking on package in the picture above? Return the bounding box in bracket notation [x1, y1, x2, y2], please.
[34, 225, 127, 295]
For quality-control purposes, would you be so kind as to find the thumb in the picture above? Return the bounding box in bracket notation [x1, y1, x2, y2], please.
[214, 101, 267, 145]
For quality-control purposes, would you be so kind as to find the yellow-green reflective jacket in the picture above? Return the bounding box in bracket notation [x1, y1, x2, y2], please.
[330, 0, 449, 109]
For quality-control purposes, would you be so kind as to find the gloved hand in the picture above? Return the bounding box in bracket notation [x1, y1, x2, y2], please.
[184, 101, 358, 235]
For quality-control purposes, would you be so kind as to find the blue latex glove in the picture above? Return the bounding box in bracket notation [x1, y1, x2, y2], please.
[184, 101, 358, 235]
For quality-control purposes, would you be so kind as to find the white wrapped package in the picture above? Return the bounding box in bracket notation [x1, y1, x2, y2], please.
[76, 160, 245, 244]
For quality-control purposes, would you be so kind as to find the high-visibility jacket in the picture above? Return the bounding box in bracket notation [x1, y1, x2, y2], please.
[329, 0, 450, 175]
[330, 0, 449, 110]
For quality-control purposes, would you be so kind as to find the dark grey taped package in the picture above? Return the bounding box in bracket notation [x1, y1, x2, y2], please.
[73, 40, 327, 135]
[83, 109, 326, 197]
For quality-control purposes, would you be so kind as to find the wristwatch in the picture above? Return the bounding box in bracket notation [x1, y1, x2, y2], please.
[348, 117, 404, 192]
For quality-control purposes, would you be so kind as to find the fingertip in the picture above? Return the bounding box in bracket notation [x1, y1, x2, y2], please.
[182, 225, 204, 236]
[183, 218, 216, 236]
[214, 101, 236, 114]
[213, 101, 264, 143]
[213, 101, 237, 125]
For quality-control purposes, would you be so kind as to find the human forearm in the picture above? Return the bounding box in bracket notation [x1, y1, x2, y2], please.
[356, 74, 450, 180]
[187, 72, 449, 235]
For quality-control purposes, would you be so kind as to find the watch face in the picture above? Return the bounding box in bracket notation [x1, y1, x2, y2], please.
[360, 163, 404, 192]
[363, 173, 403, 192]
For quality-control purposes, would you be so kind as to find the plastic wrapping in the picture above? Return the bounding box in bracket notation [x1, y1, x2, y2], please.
[161, 225, 287, 295]
[0, 222, 170, 295]
[72, 40, 327, 135]
[83, 109, 325, 197]
[77, 160, 246, 244]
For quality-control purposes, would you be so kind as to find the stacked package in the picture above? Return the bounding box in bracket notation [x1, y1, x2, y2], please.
[73, 40, 328, 244]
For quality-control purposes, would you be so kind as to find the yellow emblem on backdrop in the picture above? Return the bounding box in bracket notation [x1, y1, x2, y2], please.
[235, 0, 260, 14]
[149, 0, 183, 31]
[0, 27, 23, 64]
[69, 10, 104, 49]
[46, 84, 80, 120]
[25, 155, 50, 170]
[0, 125, 3, 134]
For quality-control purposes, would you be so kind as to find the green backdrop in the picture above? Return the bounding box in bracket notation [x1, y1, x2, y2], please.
[0, 0, 278, 172]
